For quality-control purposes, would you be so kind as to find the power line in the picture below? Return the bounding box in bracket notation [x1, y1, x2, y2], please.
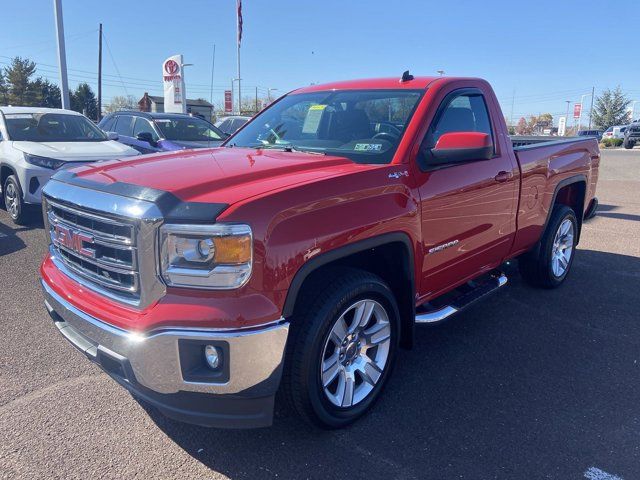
[101, 32, 128, 97]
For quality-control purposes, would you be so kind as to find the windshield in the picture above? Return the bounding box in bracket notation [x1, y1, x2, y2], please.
[153, 116, 225, 142]
[5, 112, 107, 142]
[227, 89, 423, 164]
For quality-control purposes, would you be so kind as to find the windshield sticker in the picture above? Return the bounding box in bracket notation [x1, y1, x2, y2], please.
[302, 104, 327, 134]
[354, 143, 382, 152]
[5, 114, 34, 119]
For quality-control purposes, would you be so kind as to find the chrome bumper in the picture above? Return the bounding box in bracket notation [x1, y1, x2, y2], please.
[42, 280, 289, 397]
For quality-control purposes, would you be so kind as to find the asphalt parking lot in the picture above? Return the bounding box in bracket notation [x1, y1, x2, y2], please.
[1, 149, 639, 480]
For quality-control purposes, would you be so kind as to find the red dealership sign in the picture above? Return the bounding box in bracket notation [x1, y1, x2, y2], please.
[573, 103, 582, 119]
[224, 90, 233, 113]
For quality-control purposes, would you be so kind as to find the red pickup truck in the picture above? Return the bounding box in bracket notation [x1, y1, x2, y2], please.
[40, 74, 599, 429]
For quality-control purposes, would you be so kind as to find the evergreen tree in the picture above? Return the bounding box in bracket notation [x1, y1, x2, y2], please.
[33, 78, 61, 108]
[4, 57, 39, 105]
[70, 83, 98, 120]
[592, 87, 631, 130]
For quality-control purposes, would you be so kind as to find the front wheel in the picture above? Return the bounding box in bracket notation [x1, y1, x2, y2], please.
[3, 175, 28, 225]
[282, 269, 399, 429]
[519, 205, 578, 288]
[623, 138, 635, 149]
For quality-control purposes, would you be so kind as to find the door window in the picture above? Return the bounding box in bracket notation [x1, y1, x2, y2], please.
[133, 117, 159, 140]
[114, 115, 134, 136]
[427, 93, 493, 148]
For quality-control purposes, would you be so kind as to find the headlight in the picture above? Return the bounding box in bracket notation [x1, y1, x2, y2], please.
[23, 153, 66, 169]
[160, 223, 252, 289]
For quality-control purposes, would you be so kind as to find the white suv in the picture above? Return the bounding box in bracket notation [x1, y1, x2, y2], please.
[0, 107, 139, 224]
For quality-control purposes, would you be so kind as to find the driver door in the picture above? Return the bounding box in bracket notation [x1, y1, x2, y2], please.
[416, 88, 519, 300]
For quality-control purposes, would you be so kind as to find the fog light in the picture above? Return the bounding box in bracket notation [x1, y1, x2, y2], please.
[204, 345, 220, 369]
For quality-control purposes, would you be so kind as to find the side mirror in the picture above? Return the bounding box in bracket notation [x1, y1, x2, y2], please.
[136, 132, 155, 145]
[427, 132, 493, 165]
[105, 131, 119, 141]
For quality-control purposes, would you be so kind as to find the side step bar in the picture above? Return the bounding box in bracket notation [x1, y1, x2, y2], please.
[415, 272, 508, 324]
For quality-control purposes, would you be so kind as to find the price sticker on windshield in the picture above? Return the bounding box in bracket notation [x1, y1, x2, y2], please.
[302, 104, 327, 134]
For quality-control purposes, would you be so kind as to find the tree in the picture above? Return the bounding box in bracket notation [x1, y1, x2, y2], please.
[516, 117, 530, 135]
[0, 70, 8, 105]
[104, 95, 138, 113]
[70, 82, 97, 119]
[592, 87, 631, 130]
[3, 57, 40, 105]
[33, 78, 61, 108]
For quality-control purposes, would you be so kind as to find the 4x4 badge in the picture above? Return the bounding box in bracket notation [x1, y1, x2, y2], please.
[388, 170, 409, 179]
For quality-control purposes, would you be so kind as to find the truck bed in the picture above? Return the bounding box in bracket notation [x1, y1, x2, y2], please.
[511, 135, 586, 149]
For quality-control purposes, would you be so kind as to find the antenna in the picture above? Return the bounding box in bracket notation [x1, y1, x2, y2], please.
[400, 70, 414, 83]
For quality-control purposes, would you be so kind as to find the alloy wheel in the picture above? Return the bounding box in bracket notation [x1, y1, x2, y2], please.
[320, 299, 392, 408]
[5, 182, 19, 219]
[551, 218, 574, 277]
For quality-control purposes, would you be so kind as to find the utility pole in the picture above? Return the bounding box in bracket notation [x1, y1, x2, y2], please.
[97, 23, 102, 121]
[53, 0, 70, 109]
[588, 86, 595, 129]
[255, 86, 258, 113]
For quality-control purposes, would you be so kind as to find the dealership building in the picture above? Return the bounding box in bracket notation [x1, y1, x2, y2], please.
[138, 92, 214, 119]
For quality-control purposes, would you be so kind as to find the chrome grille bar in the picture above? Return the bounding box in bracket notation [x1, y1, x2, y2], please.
[45, 198, 140, 301]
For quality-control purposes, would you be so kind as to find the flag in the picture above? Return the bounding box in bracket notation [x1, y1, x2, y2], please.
[237, 0, 243, 47]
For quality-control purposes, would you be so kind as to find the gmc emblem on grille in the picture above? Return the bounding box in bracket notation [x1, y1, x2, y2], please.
[53, 224, 95, 258]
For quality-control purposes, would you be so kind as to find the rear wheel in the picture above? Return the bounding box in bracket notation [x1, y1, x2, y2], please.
[283, 268, 399, 429]
[519, 205, 578, 288]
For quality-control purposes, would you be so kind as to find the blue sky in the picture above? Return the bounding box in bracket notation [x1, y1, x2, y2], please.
[1, 0, 638, 124]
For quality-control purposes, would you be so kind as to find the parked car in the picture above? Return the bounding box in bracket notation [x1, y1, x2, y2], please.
[577, 129, 604, 141]
[98, 112, 228, 154]
[40, 75, 599, 429]
[0, 107, 139, 224]
[602, 125, 627, 140]
[214, 115, 251, 135]
[623, 121, 640, 149]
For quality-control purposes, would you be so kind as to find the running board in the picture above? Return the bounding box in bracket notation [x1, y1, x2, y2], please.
[415, 273, 508, 324]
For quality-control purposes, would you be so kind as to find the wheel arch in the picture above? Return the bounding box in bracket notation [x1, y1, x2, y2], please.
[0, 162, 18, 192]
[546, 174, 587, 243]
[282, 232, 416, 349]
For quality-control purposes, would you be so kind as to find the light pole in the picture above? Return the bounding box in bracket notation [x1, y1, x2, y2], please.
[436, 70, 445, 76]
[267, 88, 278, 103]
[53, 0, 70, 109]
[565, 100, 571, 136]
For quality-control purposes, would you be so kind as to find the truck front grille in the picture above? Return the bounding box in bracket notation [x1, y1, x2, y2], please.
[45, 199, 140, 302]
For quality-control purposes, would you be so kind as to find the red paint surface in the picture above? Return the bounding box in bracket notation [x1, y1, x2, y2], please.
[42, 77, 599, 332]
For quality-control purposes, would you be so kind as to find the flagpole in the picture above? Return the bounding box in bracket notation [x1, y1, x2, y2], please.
[236, 0, 241, 115]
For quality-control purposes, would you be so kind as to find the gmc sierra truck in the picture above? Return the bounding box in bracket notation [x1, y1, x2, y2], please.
[40, 74, 600, 429]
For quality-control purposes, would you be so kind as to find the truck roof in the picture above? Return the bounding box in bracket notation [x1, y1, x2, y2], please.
[293, 76, 446, 93]
[0, 106, 82, 116]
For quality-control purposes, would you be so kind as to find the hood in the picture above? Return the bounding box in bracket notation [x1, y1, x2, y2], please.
[13, 140, 139, 162]
[68, 147, 372, 205]
[160, 139, 224, 150]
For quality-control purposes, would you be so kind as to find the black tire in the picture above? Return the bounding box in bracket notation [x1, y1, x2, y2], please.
[519, 205, 578, 288]
[3, 175, 29, 225]
[623, 138, 635, 149]
[282, 268, 400, 429]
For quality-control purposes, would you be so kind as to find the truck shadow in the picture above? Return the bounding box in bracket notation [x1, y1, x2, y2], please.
[143, 249, 640, 479]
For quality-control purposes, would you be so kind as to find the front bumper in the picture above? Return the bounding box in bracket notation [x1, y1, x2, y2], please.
[42, 280, 290, 428]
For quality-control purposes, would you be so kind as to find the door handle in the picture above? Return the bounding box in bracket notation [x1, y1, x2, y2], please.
[494, 171, 513, 183]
